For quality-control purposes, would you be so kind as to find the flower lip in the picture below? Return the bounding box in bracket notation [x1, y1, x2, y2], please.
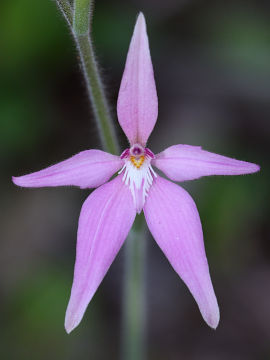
[118, 144, 157, 213]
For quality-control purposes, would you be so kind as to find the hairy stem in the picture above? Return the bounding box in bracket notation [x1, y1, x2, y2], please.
[55, 0, 73, 26]
[73, 33, 119, 154]
[73, 0, 91, 35]
[72, 0, 119, 154]
[122, 215, 147, 360]
[56, 0, 119, 154]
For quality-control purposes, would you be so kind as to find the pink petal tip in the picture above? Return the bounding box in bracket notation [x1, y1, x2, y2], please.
[144, 177, 220, 329]
[64, 176, 136, 333]
[117, 12, 158, 146]
[11, 150, 123, 189]
[153, 145, 260, 182]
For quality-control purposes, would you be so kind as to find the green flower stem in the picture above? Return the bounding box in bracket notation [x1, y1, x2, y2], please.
[73, 0, 119, 154]
[73, 33, 119, 154]
[56, 0, 119, 154]
[73, 0, 92, 35]
[55, 0, 73, 27]
[122, 214, 147, 360]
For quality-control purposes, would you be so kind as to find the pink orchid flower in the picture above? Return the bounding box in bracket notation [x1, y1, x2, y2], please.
[12, 13, 260, 333]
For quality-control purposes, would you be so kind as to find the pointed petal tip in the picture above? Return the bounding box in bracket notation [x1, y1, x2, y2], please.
[137, 12, 145, 25]
[12, 174, 35, 188]
[133, 12, 146, 43]
[205, 309, 220, 330]
[251, 163, 260, 173]
[12, 176, 22, 187]
[201, 298, 220, 330]
[64, 325, 72, 335]
[241, 162, 260, 175]
[64, 315, 79, 334]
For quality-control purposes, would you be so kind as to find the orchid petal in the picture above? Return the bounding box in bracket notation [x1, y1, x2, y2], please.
[65, 175, 136, 333]
[117, 13, 158, 146]
[12, 150, 123, 189]
[144, 176, 219, 329]
[152, 144, 260, 182]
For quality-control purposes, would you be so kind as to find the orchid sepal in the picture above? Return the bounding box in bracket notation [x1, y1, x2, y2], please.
[117, 13, 158, 146]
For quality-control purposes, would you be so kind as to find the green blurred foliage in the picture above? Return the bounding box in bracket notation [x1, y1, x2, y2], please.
[0, 0, 72, 158]
[2, 267, 70, 359]
[1, 0, 68, 68]
[202, 4, 270, 71]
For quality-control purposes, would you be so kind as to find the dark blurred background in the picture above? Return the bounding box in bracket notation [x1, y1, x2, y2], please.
[1, 0, 269, 359]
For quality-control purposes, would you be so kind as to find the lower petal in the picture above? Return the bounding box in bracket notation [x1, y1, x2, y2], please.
[65, 175, 136, 333]
[144, 176, 219, 329]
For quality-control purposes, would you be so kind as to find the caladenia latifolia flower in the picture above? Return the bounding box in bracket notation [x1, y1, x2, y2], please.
[12, 13, 260, 333]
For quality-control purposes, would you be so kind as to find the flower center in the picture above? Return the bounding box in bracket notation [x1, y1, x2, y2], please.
[130, 155, 145, 169]
[119, 144, 156, 213]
